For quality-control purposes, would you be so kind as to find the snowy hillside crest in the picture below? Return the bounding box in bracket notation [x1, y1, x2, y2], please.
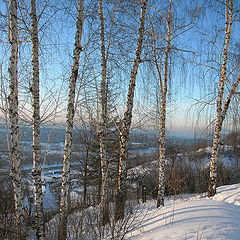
[127, 184, 240, 240]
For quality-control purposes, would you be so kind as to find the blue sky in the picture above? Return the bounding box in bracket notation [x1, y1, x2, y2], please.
[0, 0, 239, 138]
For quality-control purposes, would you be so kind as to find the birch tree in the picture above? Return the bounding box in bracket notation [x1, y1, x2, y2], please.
[29, 0, 45, 238]
[7, 0, 26, 238]
[97, 0, 121, 226]
[98, 0, 110, 226]
[146, 0, 200, 207]
[154, 0, 172, 208]
[58, 1, 84, 239]
[115, 0, 148, 221]
[208, 0, 240, 196]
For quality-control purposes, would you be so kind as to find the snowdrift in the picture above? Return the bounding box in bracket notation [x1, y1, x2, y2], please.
[128, 183, 240, 240]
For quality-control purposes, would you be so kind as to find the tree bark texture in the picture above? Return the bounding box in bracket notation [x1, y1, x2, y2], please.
[115, 0, 148, 221]
[29, 0, 45, 238]
[98, 0, 110, 226]
[8, 1, 26, 238]
[208, 0, 234, 197]
[58, 1, 84, 239]
[156, 0, 172, 208]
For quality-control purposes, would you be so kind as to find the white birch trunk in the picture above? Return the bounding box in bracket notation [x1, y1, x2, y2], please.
[115, 0, 147, 221]
[8, 1, 26, 238]
[208, 0, 234, 197]
[58, 1, 84, 239]
[156, 0, 172, 208]
[29, 0, 45, 239]
[98, 0, 109, 226]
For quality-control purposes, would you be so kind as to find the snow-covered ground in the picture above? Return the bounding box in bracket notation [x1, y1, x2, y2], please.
[127, 184, 240, 240]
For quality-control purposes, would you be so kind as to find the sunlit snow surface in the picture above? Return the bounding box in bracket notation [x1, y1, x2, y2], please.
[128, 184, 240, 240]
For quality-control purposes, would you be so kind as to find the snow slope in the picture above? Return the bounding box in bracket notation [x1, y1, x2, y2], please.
[128, 184, 240, 240]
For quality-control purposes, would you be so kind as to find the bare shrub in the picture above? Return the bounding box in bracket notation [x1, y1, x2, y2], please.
[45, 200, 146, 240]
[0, 177, 16, 239]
